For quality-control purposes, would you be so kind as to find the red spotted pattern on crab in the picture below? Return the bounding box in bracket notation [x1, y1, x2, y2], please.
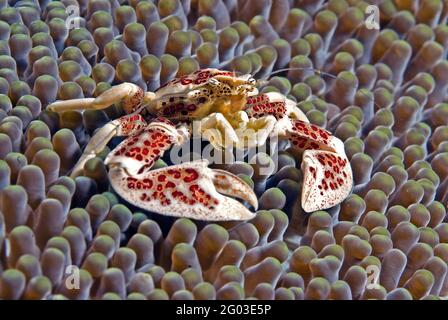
[124, 167, 219, 210]
[245, 94, 288, 119]
[122, 86, 145, 114]
[159, 69, 236, 89]
[47, 68, 353, 220]
[110, 119, 180, 176]
[116, 114, 147, 136]
[162, 101, 199, 116]
[287, 120, 336, 152]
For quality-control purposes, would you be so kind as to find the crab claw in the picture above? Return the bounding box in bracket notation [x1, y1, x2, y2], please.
[301, 150, 353, 212]
[211, 169, 258, 209]
[108, 160, 257, 221]
[284, 120, 353, 212]
[244, 92, 353, 212]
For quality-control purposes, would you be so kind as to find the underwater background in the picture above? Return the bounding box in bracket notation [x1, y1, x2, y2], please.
[0, 0, 447, 300]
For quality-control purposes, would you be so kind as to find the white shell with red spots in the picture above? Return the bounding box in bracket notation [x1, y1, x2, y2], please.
[301, 149, 353, 212]
[154, 68, 247, 98]
[122, 84, 145, 114]
[245, 92, 308, 122]
[104, 118, 257, 221]
[104, 70, 353, 219]
[283, 120, 353, 212]
[105, 120, 185, 176]
[108, 159, 257, 221]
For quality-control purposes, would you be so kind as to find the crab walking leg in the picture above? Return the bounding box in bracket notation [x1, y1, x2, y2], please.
[70, 114, 148, 177]
[46, 98, 95, 112]
[105, 123, 257, 220]
[47, 83, 153, 114]
[282, 120, 353, 212]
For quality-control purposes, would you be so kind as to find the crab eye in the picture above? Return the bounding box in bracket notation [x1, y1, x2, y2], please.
[208, 78, 220, 86]
[247, 78, 256, 85]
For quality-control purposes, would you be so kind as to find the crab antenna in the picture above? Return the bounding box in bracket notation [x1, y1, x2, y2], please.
[255, 67, 342, 85]
[255, 66, 381, 110]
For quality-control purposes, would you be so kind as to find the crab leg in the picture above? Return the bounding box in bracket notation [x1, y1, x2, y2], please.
[105, 121, 257, 221]
[104, 118, 187, 176]
[70, 114, 148, 177]
[244, 92, 353, 212]
[47, 83, 153, 114]
[245, 91, 309, 122]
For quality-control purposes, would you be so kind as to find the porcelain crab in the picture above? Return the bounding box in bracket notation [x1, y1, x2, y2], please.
[48, 68, 353, 221]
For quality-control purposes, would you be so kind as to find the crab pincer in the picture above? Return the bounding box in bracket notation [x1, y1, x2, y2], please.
[105, 120, 257, 221]
[286, 120, 353, 212]
[244, 92, 353, 213]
